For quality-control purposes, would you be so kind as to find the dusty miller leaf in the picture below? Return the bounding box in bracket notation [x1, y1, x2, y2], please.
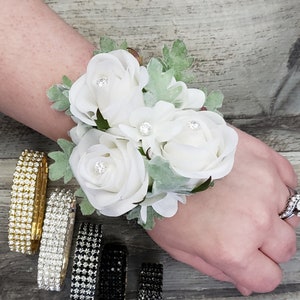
[62, 75, 72, 88]
[126, 205, 162, 230]
[94, 36, 128, 54]
[146, 156, 189, 193]
[75, 188, 95, 215]
[47, 76, 72, 115]
[144, 58, 182, 107]
[48, 138, 75, 183]
[57, 138, 75, 156]
[204, 90, 224, 114]
[161, 39, 194, 82]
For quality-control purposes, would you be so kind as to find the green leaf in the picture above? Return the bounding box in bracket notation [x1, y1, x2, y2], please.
[161, 40, 194, 82]
[57, 139, 75, 156]
[95, 109, 110, 131]
[48, 151, 71, 182]
[48, 138, 75, 183]
[204, 90, 224, 114]
[62, 75, 73, 88]
[126, 205, 162, 230]
[126, 205, 140, 220]
[75, 188, 95, 215]
[47, 76, 72, 114]
[146, 156, 189, 193]
[138, 147, 147, 157]
[50, 99, 69, 112]
[100, 36, 117, 52]
[138, 147, 151, 160]
[94, 36, 128, 54]
[191, 177, 214, 193]
[144, 58, 182, 107]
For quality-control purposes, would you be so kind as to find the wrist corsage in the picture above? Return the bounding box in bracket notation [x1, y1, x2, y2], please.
[48, 37, 238, 229]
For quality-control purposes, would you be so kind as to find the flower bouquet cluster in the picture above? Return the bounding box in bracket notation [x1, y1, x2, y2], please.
[48, 37, 238, 229]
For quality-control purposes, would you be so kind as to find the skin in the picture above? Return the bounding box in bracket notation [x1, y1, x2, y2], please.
[0, 0, 298, 295]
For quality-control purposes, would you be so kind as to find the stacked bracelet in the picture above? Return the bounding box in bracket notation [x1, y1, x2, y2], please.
[70, 222, 102, 300]
[98, 243, 128, 300]
[137, 263, 163, 300]
[37, 189, 76, 291]
[8, 150, 48, 255]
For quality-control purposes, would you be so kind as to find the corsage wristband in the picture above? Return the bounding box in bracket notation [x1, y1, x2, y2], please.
[37, 189, 76, 291]
[98, 243, 128, 300]
[70, 222, 102, 300]
[8, 150, 48, 255]
[48, 37, 238, 229]
[137, 263, 163, 300]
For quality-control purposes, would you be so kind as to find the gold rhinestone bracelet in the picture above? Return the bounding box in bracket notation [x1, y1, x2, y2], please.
[8, 150, 48, 254]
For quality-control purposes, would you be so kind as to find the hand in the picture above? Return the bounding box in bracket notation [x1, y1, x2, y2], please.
[147, 128, 299, 295]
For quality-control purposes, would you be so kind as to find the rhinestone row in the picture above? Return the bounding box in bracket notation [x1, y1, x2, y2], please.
[70, 222, 102, 300]
[137, 263, 163, 300]
[8, 150, 48, 254]
[37, 189, 76, 291]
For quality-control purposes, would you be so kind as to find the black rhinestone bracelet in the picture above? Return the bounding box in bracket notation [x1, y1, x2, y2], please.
[137, 263, 163, 300]
[70, 222, 102, 300]
[98, 243, 128, 300]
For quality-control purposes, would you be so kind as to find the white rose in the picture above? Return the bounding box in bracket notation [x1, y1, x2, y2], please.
[162, 110, 238, 180]
[167, 77, 206, 109]
[69, 49, 149, 127]
[119, 101, 180, 155]
[69, 128, 149, 216]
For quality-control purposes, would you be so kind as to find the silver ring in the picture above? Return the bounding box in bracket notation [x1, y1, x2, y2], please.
[280, 188, 300, 220]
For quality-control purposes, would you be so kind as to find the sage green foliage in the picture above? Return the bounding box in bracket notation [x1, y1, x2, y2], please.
[48, 138, 75, 184]
[95, 109, 110, 131]
[144, 40, 195, 108]
[146, 156, 189, 193]
[161, 39, 194, 82]
[47, 76, 72, 115]
[144, 58, 183, 107]
[146, 156, 213, 195]
[127, 206, 163, 230]
[75, 188, 96, 215]
[94, 36, 128, 54]
[204, 89, 224, 115]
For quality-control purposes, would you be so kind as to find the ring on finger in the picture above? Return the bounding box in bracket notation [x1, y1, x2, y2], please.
[279, 187, 300, 220]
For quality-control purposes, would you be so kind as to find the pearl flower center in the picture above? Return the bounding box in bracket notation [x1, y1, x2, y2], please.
[94, 161, 107, 175]
[188, 120, 201, 130]
[96, 76, 108, 87]
[139, 122, 152, 136]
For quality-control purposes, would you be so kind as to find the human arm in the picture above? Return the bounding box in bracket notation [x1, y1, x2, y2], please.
[0, 0, 95, 140]
[0, 0, 298, 296]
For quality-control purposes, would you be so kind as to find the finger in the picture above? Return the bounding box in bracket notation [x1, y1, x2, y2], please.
[220, 251, 283, 293]
[271, 150, 298, 188]
[234, 284, 253, 296]
[165, 246, 255, 296]
[163, 245, 233, 283]
[260, 217, 297, 263]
